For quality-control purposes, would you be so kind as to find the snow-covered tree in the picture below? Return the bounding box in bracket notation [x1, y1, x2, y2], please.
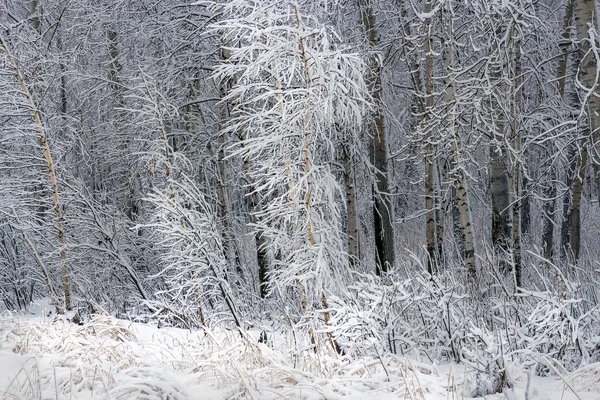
[208, 0, 370, 347]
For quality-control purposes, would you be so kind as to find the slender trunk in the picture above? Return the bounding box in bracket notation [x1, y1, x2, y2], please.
[510, 30, 523, 287]
[177, 81, 207, 323]
[13, 212, 60, 312]
[1, 35, 71, 311]
[510, 154, 522, 287]
[217, 48, 243, 278]
[425, 147, 436, 273]
[294, 6, 338, 352]
[489, 25, 512, 273]
[557, 0, 574, 98]
[398, 0, 435, 272]
[398, 0, 425, 114]
[454, 164, 476, 281]
[571, 0, 600, 263]
[293, 6, 316, 247]
[234, 117, 269, 296]
[217, 113, 241, 275]
[542, 161, 557, 260]
[343, 144, 358, 267]
[423, 0, 436, 274]
[490, 145, 512, 271]
[436, 159, 449, 267]
[191, 271, 206, 329]
[568, 149, 587, 261]
[107, 30, 122, 105]
[107, 30, 136, 221]
[545, 1, 575, 260]
[452, 188, 465, 255]
[561, 145, 579, 260]
[442, 23, 476, 281]
[360, 1, 395, 275]
[520, 177, 530, 236]
[242, 152, 269, 298]
[255, 223, 269, 298]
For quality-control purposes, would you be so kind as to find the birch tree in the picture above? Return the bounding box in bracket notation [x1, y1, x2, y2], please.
[0, 30, 71, 312]
[209, 0, 369, 347]
[440, 2, 477, 281]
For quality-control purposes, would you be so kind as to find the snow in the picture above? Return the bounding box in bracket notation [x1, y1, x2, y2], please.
[0, 302, 599, 399]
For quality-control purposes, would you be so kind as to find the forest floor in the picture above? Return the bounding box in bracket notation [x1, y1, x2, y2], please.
[0, 300, 598, 399]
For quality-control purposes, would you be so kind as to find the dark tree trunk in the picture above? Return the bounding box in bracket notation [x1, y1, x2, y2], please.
[361, 2, 395, 275]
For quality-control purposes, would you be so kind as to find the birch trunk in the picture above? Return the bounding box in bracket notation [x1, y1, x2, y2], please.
[571, 0, 600, 262]
[248, 187, 269, 298]
[294, 6, 340, 353]
[442, 22, 476, 281]
[13, 211, 60, 312]
[0, 35, 71, 311]
[343, 144, 358, 267]
[398, 0, 436, 271]
[423, 0, 436, 274]
[361, 1, 396, 275]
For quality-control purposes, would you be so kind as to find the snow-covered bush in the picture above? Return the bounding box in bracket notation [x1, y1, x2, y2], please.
[324, 260, 600, 395]
[146, 174, 241, 329]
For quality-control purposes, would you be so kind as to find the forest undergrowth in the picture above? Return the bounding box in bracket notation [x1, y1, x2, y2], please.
[2, 257, 600, 400]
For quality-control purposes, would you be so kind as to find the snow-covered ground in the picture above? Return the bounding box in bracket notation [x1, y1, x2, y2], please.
[0, 300, 598, 399]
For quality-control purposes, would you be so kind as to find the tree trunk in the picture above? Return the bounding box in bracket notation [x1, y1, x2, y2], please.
[423, 0, 436, 274]
[343, 144, 358, 267]
[107, 30, 138, 221]
[436, 159, 449, 268]
[442, 21, 476, 281]
[216, 47, 243, 282]
[30, 0, 40, 32]
[520, 176, 530, 237]
[571, 0, 600, 263]
[489, 24, 512, 273]
[546, 0, 574, 260]
[294, 6, 339, 353]
[1, 35, 71, 311]
[542, 159, 557, 260]
[227, 117, 270, 296]
[490, 144, 512, 270]
[241, 149, 270, 298]
[568, 149, 587, 262]
[510, 30, 523, 287]
[360, 1, 395, 275]
[561, 145, 578, 260]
